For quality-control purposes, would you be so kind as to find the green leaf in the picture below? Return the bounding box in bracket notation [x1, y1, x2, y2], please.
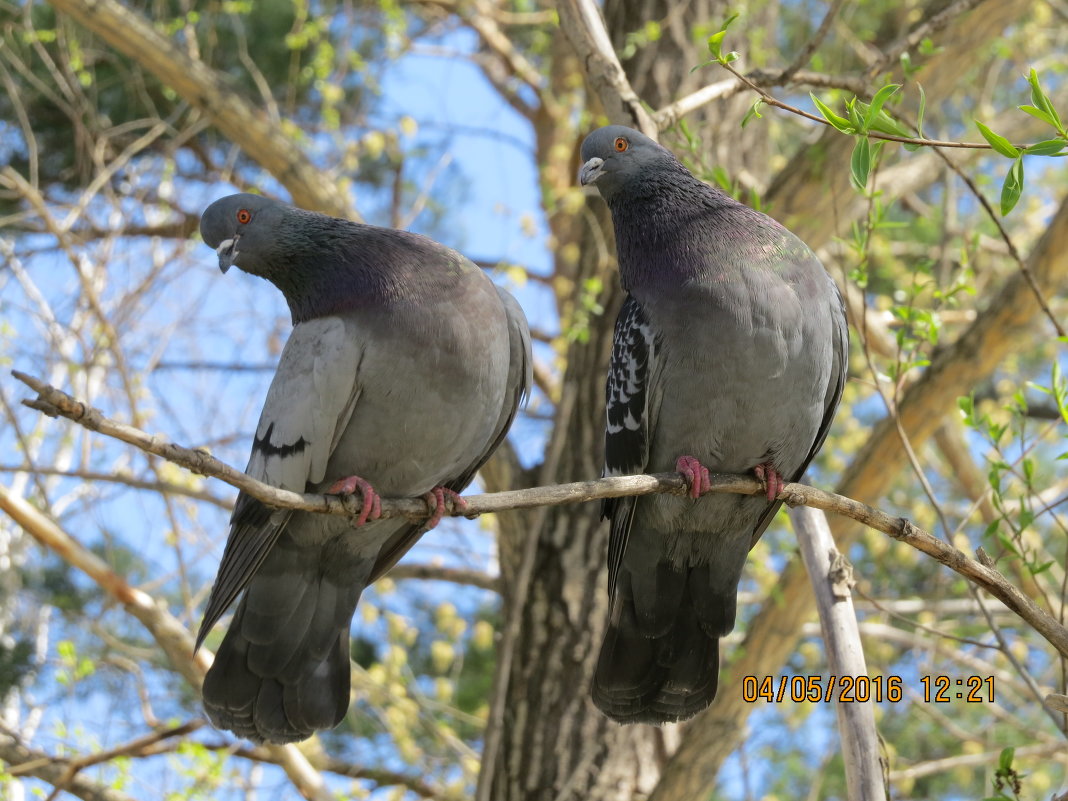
[975, 120, 1020, 158]
[864, 83, 900, 129]
[868, 110, 912, 138]
[997, 532, 1020, 557]
[741, 98, 764, 127]
[916, 84, 927, 139]
[958, 394, 975, 424]
[1018, 104, 1056, 127]
[1027, 68, 1063, 132]
[850, 137, 871, 189]
[845, 98, 864, 131]
[1023, 139, 1066, 156]
[811, 93, 854, 133]
[998, 747, 1014, 772]
[1000, 157, 1024, 215]
[707, 13, 739, 60]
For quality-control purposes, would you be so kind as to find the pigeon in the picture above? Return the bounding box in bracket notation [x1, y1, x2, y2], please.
[578, 126, 847, 724]
[196, 193, 531, 743]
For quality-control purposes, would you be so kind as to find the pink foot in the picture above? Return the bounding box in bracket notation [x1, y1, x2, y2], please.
[754, 462, 784, 502]
[327, 475, 382, 526]
[675, 455, 711, 500]
[422, 487, 467, 530]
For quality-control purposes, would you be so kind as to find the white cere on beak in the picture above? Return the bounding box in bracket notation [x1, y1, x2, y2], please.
[216, 236, 240, 274]
[579, 156, 605, 186]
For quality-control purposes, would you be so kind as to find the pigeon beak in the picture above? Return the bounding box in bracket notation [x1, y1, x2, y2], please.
[579, 157, 605, 186]
[216, 236, 239, 274]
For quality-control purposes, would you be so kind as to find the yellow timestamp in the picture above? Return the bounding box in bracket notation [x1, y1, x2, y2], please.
[920, 675, 995, 703]
[741, 675, 996, 703]
[742, 675, 903, 703]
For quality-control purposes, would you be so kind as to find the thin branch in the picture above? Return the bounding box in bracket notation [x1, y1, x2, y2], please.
[13, 369, 1068, 662]
[715, 60, 1018, 150]
[780, 0, 848, 83]
[0, 478, 333, 801]
[873, 0, 990, 75]
[0, 736, 140, 801]
[888, 741, 1066, 782]
[653, 69, 869, 130]
[0, 464, 233, 509]
[387, 563, 500, 592]
[415, 0, 546, 118]
[37, 722, 204, 798]
[45, 0, 353, 217]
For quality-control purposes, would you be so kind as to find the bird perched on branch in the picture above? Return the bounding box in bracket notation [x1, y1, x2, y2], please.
[579, 126, 847, 724]
[197, 193, 531, 743]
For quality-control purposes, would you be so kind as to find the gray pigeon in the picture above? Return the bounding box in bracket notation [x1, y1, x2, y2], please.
[579, 126, 847, 724]
[196, 193, 531, 743]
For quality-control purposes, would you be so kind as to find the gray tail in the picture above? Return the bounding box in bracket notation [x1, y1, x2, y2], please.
[202, 536, 368, 744]
[593, 562, 735, 724]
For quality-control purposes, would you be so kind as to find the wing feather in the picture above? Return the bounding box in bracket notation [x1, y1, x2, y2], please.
[603, 294, 659, 592]
[749, 274, 848, 547]
[367, 283, 533, 583]
[197, 318, 363, 649]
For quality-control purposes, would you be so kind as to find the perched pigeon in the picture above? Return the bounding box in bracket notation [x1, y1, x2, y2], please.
[196, 193, 531, 743]
[579, 126, 847, 724]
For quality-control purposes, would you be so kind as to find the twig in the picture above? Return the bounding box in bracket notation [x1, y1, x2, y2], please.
[388, 563, 500, 593]
[779, 0, 848, 84]
[12, 368, 1068, 661]
[0, 478, 335, 801]
[653, 69, 869, 130]
[716, 60, 1017, 150]
[873, 0, 990, 75]
[888, 741, 1066, 782]
[39, 722, 203, 801]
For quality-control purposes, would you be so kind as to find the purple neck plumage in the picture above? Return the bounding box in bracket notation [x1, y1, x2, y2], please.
[605, 160, 747, 291]
[261, 221, 464, 325]
[604, 159, 798, 294]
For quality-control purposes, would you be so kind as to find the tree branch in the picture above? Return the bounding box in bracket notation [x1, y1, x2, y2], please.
[556, 0, 656, 135]
[12, 369, 1068, 661]
[791, 506, 886, 801]
[0, 478, 333, 801]
[387, 563, 501, 592]
[0, 736, 140, 801]
[45, 0, 353, 218]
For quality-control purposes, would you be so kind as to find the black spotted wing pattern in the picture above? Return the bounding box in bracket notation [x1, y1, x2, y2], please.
[603, 294, 658, 590]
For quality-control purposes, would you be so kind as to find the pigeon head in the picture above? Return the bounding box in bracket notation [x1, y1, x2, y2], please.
[200, 193, 293, 277]
[578, 126, 676, 201]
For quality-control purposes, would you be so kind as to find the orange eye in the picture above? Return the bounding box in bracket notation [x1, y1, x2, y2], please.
[614, 137, 628, 152]
[236, 209, 252, 224]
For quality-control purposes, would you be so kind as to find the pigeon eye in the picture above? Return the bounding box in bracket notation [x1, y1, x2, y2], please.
[237, 209, 252, 224]
[614, 137, 629, 152]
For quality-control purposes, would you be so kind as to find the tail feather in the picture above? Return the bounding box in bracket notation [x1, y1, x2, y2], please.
[593, 560, 734, 724]
[202, 535, 368, 743]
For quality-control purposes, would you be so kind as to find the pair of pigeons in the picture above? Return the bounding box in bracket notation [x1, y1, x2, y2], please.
[196, 125, 847, 743]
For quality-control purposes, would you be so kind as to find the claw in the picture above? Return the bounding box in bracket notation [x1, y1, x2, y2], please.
[754, 462, 784, 502]
[675, 455, 711, 500]
[423, 487, 467, 530]
[327, 475, 382, 526]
